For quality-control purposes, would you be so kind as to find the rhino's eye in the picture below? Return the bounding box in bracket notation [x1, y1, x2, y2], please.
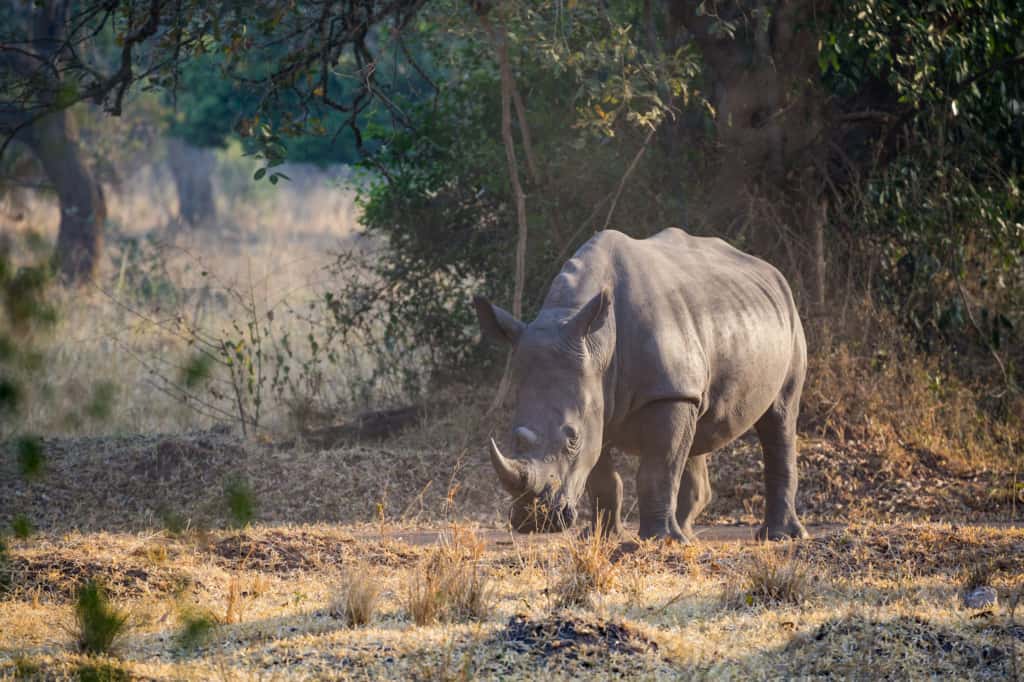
[563, 425, 581, 450]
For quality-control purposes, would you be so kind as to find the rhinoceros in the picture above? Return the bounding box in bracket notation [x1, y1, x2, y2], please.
[473, 227, 808, 542]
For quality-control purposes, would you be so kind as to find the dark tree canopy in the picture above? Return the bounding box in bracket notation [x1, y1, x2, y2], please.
[0, 0, 1021, 394]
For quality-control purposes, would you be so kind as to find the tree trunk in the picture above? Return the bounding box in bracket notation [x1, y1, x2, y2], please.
[166, 137, 217, 228]
[670, 0, 831, 303]
[25, 110, 106, 283]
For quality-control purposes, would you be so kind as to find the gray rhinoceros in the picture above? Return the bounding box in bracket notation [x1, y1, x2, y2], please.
[473, 228, 808, 542]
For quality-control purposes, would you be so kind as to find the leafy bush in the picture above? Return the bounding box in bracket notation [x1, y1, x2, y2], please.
[10, 514, 32, 539]
[350, 0, 705, 379]
[175, 606, 220, 649]
[75, 579, 130, 654]
[224, 477, 256, 528]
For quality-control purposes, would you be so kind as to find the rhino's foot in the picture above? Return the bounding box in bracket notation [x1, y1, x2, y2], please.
[756, 516, 809, 541]
[638, 517, 690, 544]
[577, 521, 623, 542]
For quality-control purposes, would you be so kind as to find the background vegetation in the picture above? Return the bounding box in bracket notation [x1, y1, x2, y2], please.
[1, 4, 1023, 679]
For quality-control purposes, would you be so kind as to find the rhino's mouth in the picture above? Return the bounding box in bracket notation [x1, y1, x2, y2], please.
[510, 496, 578, 533]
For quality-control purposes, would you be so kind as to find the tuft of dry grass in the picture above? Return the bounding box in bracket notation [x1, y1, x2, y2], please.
[224, 574, 243, 624]
[552, 517, 618, 608]
[961, 560, 996, 591]
[725, 545, 813, 608]
[330, 562, 382, 627]
[411, 637, 476, 682]
[405, 526, 492, 625]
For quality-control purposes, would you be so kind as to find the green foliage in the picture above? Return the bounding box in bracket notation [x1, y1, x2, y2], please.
[1, 264, 57, 329]
[824, 0, 1024, 163]
[15, 435, 43, 479]
[224, 477, 256, 528]
[175, 607, 220, 649]
[0, 536, 11, 594]
[11, 514, 33, 539]
[75, 579, 130, 654]
[181, 354, 214, 389]
[351, 0, 705, 375]
[12, 655, 40, 678]
[166, 44, 403, 168]
[75, 662, 130, 682]
[111, 235, 181, 308]
[858, 151, 1023, 358]
[160, 509, 189, 536]
[85, 382, 118, 421]
[822, 0, 1024, 384]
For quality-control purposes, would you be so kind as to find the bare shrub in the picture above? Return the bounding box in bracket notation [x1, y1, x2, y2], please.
[330, 563, 382, 627]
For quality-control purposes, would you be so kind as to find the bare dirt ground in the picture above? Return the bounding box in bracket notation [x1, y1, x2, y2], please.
[1, 427, 1022, 679]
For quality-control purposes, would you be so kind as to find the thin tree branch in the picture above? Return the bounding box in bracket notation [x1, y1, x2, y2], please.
[479, 7, 528, 414]
[602, 126, 655, 231]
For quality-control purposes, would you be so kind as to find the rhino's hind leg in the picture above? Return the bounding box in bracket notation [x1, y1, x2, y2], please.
[753, 377, 809, 541]
[586, 447, 623, 537]
[676, 453, 713, 541]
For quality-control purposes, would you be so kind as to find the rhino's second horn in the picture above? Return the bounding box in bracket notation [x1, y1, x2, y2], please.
[514, 426, 539, 451]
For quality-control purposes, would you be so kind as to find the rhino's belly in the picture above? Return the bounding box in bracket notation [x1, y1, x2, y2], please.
[689, 343, 793, 454]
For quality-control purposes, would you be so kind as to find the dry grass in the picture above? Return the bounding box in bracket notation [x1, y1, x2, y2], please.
[405, 526, 493, 625]
[223, 573, 243, 624]
[2, 521, 1019, 679]
[0, 154, 376, 441]
[724, 544, 813, 608]
[552, 518, 618, 608]
[330, 562, 382, 626]
[804, 301, 1024, 474]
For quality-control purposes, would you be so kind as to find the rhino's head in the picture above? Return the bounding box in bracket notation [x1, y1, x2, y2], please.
[473, 289, 613, 533]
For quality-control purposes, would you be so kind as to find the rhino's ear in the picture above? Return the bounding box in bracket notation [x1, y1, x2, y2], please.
[566, 288, 611, 340]
[473, 296, 525, 345]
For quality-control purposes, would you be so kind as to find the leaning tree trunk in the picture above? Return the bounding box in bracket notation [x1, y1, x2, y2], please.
[670, 0, 831, 307]
[166, 137, 217, 228]
[26, 109, 106, 283]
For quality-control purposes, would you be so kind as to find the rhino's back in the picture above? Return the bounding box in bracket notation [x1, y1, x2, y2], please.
[577, 228, 804, 448]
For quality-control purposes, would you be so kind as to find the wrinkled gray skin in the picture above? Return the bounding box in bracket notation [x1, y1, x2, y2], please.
[474, 228, 809, 542]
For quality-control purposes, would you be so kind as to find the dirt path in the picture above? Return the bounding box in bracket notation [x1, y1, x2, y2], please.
[366, 521, 1023, 548]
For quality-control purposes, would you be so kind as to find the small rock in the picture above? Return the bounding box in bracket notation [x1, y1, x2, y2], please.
[962, 586, 998, 609]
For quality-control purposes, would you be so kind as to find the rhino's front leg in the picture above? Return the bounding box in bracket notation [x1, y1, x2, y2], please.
[628, 401, 698, 543]
[586, 446, 623, 537]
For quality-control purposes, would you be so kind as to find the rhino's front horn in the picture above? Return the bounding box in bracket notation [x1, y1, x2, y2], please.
[490, 438, 527, 493]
